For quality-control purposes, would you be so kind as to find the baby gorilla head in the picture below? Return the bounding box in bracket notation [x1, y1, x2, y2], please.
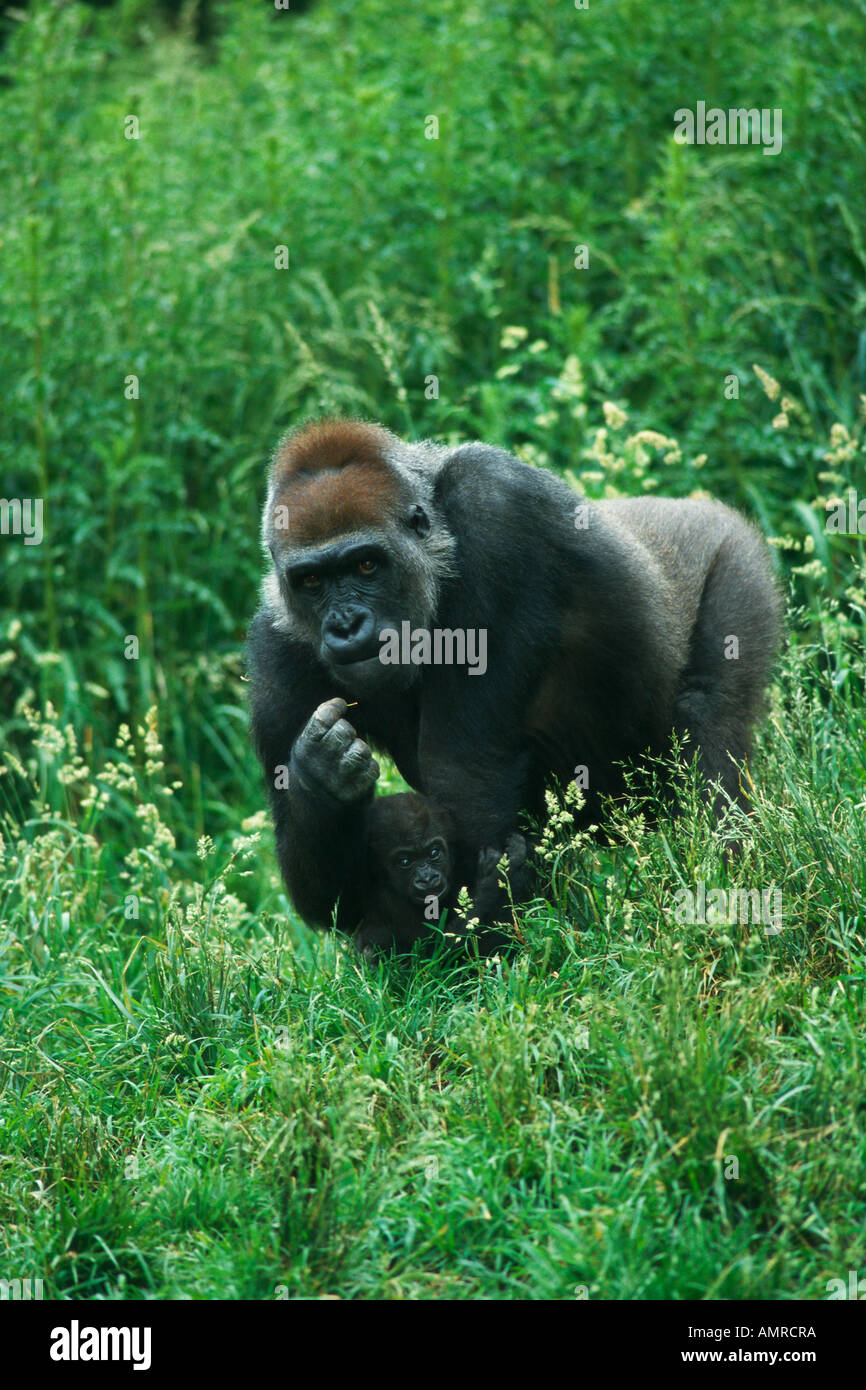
[375, 795, 452, 905]
[354, 793, 455, 957]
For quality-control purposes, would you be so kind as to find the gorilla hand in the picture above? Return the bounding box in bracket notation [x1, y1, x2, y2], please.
[291, 697, 379, 803]
[474, 833, 527, 919]
[353, 921, 390, 960]
[502, 832, 527, 873]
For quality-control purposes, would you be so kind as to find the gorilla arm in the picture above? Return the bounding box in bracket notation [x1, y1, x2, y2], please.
[248, 610, 379, 929]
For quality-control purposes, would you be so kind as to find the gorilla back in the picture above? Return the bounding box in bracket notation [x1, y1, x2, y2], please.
[248, 420, 782, 935]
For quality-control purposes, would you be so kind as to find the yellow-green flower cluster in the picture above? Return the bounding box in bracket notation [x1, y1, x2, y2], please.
[500, 325, 528, 351]
[602, 400, 627, 430]
[753, 363, 781, 401]
[627, 429, 682, 467]
[551, 355, 587, 421]
[824, 422, 858, 467]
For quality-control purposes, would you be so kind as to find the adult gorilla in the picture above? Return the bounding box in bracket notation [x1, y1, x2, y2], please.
[248, 419, 782, 937]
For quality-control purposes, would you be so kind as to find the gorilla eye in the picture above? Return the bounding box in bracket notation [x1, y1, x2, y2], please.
[398, 855, 411, 868]
[302, 573, 321, 590]
[358, 557, 377, 576]
[429, 846, 441, 860]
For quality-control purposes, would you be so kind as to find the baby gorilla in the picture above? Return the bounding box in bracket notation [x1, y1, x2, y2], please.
[354, 792, 525, 958]
[354, 793, 453, 958]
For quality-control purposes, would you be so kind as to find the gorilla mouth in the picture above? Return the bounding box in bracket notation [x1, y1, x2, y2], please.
[330, 646, 378, 666]
[324, 639, 381, 667]
[410, 880, 445, 904]
[331, 647, 419, 692]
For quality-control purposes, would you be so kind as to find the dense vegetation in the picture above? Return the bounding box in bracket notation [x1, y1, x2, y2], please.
[1, 0, 864, 1299]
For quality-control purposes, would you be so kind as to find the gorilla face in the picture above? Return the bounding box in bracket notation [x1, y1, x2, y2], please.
[285, 537, 386, 667]
[386, 835, 452, 906]
[274, 518, 436, 694]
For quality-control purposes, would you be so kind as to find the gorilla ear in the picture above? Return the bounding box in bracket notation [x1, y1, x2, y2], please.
[408, 504, 431, 538]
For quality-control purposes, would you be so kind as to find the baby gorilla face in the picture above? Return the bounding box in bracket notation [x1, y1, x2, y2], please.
[387, 835, 451, 906]
[367, 791, 456, 913]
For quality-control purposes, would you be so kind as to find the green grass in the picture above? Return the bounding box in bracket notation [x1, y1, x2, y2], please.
[1, 0, 865, 1300]
[1, 641, 864, 1299]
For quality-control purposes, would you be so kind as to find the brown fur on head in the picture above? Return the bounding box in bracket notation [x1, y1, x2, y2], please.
[267, 420, 403, 547]
[259, 419, 457, 669]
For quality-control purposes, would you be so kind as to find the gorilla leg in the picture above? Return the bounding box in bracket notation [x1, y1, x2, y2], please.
[673, 537, 781, 811]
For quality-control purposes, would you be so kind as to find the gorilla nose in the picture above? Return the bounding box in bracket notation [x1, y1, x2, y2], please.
[323, 607, 377, 663]
[415, 872, 443, 894]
